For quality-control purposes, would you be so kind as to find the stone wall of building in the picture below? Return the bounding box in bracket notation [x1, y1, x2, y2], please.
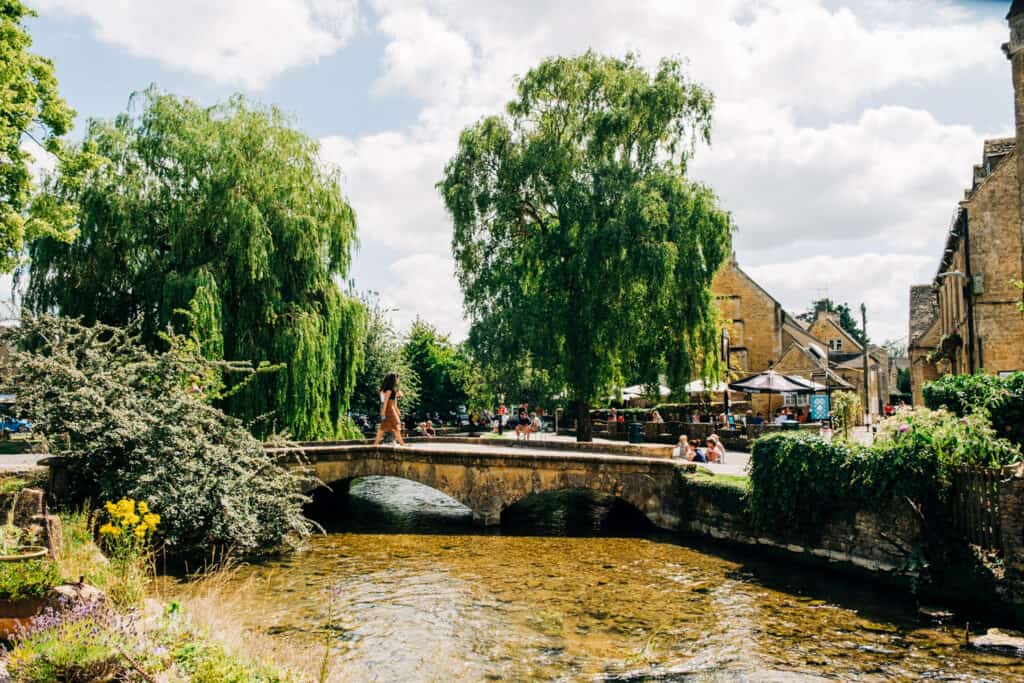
[711, 260, 783, 376]
[964, 153, 1024, 375]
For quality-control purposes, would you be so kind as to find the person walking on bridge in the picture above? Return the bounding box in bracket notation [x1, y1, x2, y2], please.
[373, 373, 406, 447]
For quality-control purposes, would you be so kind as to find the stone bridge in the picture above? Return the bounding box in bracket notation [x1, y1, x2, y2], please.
[279, 441, 693, 529]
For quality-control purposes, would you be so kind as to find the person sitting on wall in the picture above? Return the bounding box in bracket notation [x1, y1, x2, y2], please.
[673, 435, 695, 460]
[750, 412, 765, 425]
[530, 412, 542, 436]
[651, 410, 664, 424]
[691, 439, 708, 462]
[419, 420, 436, 438]
[706, 434, 726, 463]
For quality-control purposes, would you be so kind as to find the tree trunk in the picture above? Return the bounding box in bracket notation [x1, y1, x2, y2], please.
[576, 400, 593, 442]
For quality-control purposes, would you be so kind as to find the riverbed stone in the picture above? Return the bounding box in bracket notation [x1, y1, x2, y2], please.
[969, 628, 1024, 656]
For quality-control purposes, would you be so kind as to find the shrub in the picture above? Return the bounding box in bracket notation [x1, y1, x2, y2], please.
[4, 316, 315, 560]
[747, 409, 1022, 541]
[923, 372, 1024, 447]
[0, 560, 61, 600]
[747, 433, 861, 536]
[829, 390, 861, 441]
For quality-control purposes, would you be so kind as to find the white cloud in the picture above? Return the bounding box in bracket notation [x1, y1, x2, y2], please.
[387, 253, 467, 338]
[34, 0, 360, 89]
[319, 131, 454, 253]
[693, 104, 992, 252]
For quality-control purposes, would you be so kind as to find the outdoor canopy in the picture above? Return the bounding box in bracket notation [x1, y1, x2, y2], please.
[728, 370, 817, 394]
[728, 370, 821, 421]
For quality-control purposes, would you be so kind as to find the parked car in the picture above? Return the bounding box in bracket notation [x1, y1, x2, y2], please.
[0, 416, 31, 433]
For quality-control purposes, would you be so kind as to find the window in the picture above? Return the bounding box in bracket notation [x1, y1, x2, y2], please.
[783, 393, 810, 407]
[828, 339, 843, 351]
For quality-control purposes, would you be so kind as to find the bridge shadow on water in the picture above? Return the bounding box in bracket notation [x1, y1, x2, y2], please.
[304, 475, 653, 537]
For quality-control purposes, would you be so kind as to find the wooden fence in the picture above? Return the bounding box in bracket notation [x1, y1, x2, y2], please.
[948, 465, 1017, 550]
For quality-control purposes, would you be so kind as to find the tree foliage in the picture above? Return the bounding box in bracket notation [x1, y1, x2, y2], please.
[24, 90, 365, 440]
[4, 316, 314, 558]
[923, 372, 1024, 447]
[0, 0, 82, 272]
[797, 298, 868, 346]
[402, 319, 469, 417]
[439, 52, 732, 440]
[350, 292, 420, 417]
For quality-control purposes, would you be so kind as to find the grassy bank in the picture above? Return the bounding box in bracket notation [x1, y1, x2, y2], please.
[5, 508, 318, 682]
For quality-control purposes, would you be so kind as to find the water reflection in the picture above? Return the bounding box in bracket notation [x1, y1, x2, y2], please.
[216, 477, 1021, 682]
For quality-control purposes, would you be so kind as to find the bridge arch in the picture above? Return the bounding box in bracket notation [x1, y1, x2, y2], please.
[302, 445, 684, 530]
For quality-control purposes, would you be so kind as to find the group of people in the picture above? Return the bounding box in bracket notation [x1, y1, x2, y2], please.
[672, 433, 726, 463]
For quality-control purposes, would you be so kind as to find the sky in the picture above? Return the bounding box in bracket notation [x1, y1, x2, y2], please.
[19, 0, 1016, 345]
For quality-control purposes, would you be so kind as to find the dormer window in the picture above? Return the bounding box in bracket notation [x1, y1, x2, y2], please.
[828, 339, 843, 351]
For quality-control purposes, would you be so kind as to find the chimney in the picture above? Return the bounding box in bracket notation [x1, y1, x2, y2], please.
[1005, 0, 1024, 286]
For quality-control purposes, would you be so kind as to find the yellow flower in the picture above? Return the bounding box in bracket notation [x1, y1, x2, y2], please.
[137, 501, 149, 515]
[135, 525, 147, 539]
[142, 513, 160, 530]
[99, 523, 122, 538]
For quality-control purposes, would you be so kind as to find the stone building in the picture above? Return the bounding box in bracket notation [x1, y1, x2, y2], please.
[711, 257, 889, 417]
[909, 5, 1024, 398]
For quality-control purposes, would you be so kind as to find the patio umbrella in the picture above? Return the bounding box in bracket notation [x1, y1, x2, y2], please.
[728, 370, 815, 420]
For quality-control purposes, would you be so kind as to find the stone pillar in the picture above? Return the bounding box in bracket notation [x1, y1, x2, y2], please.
[1005, 3, 1024, 292]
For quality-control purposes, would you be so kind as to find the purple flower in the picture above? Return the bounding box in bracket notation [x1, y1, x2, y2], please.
[898, 424, 911, 434]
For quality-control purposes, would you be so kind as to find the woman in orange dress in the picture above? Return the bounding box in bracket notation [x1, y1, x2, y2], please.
[373, 373, 406, 446]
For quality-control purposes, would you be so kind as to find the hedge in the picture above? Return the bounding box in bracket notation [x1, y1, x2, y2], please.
[748, 409, 1021, 542]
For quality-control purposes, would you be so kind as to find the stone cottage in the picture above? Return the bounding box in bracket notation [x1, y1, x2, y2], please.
[711, 257, 890, 418]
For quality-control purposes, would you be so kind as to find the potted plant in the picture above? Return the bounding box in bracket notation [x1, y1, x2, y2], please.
[0, 491, 60, 638]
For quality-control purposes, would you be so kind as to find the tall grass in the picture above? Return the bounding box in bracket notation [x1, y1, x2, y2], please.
[155, 564, 330, 681]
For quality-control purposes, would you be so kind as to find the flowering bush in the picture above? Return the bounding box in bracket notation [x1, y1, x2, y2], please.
[99, 498, 160, 553]
[922, 372, 1024, 447]
[97, 498, 160, 608]
[3, 315, 314, 560]
[0, 560, 61, 600]
[6, 598, 129, 681]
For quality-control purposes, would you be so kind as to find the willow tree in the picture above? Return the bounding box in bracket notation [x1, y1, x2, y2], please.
[439, 53, 732, 441]
[1, 0, 78, 271]
[26, 90, 365, 440]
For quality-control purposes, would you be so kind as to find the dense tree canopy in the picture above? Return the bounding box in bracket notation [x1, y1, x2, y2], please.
[0, 0, 80, 271]
[403, 319, 469, 418]
[439, 53, 732, 440]
[25, 90, 365, 440]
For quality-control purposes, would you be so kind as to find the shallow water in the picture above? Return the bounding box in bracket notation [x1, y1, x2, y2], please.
[207, 477, 1022, 682]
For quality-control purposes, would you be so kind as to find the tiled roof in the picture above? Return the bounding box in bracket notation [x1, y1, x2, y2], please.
[909, 285, 938, 345]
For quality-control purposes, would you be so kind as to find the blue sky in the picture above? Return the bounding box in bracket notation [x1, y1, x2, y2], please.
[20, 0, 1017, 344]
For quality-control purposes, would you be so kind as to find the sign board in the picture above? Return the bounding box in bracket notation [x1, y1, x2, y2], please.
[809, 394, 830, 420]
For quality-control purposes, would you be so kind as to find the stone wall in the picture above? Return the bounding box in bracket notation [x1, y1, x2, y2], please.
[711, 259, 783, 375]
[963, 152, 1024, 375]
[678, 474, 923, 580]
[998, 472, 1024, 619]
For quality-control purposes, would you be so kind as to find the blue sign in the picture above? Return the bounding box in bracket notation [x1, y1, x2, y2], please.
[809, 395, 830, 420]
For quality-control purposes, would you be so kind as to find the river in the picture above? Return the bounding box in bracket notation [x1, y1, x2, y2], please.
[207, 477, 1022, 682]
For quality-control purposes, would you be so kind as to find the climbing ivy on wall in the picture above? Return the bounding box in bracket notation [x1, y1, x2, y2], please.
[25, 89, 365, 440]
